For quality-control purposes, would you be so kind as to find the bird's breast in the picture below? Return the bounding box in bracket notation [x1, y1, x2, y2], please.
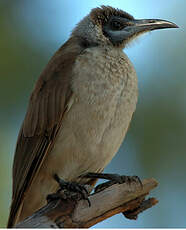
[72, 46, 138, 137]
[70, 47, 138, 164]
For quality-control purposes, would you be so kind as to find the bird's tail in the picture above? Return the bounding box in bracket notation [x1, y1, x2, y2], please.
[7, 199, 22, 228]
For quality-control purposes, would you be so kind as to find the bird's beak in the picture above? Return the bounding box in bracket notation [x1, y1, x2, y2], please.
[122, 18, 178, 39]
[103, 18, 178, 46]
[130, 18, 178, 31]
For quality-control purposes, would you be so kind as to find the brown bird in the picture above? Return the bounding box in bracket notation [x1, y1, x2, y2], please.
[7, 6, 178, 227]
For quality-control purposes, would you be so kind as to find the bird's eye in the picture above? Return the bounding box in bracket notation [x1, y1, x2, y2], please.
[110, 20, 124, 30]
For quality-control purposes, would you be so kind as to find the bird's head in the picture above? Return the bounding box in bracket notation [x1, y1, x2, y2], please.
[72, 5, 178, 48]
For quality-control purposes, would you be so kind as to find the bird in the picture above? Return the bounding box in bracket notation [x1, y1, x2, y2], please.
[7, 5, 178, 227]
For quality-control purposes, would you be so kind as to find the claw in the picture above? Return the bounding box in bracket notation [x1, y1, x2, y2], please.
[85, 197, 91, 207]
[51, 174, 91, 206]
[47, 193, 62, 203]
[82, 172, 143, 192]
[132, 175, 143, 188]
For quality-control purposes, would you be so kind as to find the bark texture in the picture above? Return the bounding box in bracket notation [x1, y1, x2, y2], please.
[16, 178, 158, 228]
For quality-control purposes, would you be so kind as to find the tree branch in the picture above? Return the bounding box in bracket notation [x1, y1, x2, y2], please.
[16, 178, 158, 228]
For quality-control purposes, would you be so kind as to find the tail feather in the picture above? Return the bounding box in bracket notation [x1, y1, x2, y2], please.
[7, 200, 22, 228]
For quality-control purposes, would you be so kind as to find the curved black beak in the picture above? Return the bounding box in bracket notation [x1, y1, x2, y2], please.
[130, 18, 178, 31]
[122, 18, 179, 39]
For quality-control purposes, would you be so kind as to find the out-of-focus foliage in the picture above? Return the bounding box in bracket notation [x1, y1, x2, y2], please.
[0, 0, 185, 227]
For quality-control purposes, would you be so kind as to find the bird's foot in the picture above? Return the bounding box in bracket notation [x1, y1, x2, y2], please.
[47, 174, 91, 206]
[82, 172, 142, 193]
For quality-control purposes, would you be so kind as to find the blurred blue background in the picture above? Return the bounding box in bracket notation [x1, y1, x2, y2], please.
[0, 0, 185, 227]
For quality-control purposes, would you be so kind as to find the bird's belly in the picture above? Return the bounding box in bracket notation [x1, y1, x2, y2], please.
[45, 91, 137, 183]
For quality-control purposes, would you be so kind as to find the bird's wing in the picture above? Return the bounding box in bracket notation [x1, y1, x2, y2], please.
[7, 37, 83, 227]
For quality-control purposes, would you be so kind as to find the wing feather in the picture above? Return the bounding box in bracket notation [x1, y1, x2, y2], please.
[7, 37, 83, 227]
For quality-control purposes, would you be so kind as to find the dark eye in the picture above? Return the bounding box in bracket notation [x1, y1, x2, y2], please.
[110, 20, 124, 30]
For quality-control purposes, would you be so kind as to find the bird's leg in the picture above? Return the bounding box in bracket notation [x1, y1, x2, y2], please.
[47, 174, 91, 206]
[82, 172, 142, 193]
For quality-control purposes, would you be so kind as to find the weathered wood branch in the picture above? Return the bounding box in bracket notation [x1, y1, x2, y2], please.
[16, 178, 158, 228]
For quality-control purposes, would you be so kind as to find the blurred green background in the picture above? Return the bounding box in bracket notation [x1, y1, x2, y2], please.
[0, 0, 185, 228]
